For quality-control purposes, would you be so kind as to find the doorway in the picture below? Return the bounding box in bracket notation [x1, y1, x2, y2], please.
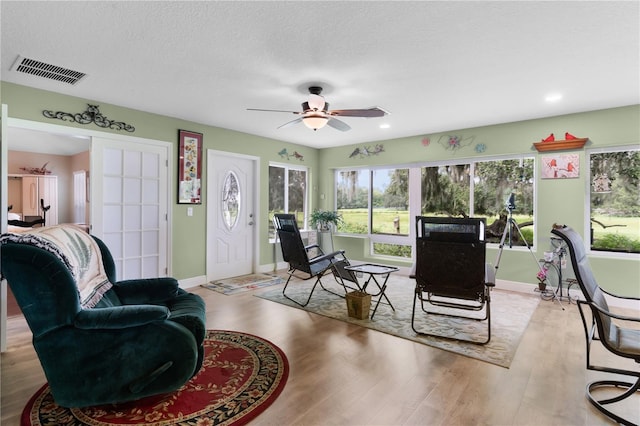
[1, 115, 172, 351]
[206, 150, 258, 281]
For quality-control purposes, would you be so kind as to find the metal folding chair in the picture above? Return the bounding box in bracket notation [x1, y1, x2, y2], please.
[274, 214, 358, 307]
[411, 216, 495, 344]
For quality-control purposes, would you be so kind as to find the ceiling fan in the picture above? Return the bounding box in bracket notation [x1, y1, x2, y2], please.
[247, 86, 388, 131]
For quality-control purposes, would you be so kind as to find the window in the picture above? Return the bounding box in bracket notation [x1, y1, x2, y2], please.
[336, 169, 369, 234]
[589, 147, 640, 253]
[335, 155, 536, 257]
[421, 164, 470, 217]
[372, 168, 409, 236]
[474, 158, 535, 246]
[268, 164, 307, 238]
[336, 168, 411, 258]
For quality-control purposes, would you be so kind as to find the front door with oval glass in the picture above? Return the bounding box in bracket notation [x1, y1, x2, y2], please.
[206, 152, 255, 281]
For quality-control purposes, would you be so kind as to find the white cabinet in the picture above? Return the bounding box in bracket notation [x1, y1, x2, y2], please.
[17, 175, 58, 226]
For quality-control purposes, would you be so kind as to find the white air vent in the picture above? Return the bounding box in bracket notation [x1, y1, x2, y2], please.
[11, 55, 86, 85]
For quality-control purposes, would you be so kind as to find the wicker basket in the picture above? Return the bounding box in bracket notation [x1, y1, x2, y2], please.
[346, 291, 371, 320]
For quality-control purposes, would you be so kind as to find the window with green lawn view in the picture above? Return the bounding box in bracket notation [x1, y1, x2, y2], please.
[589, 147, 640, 253]
[336, 169, 369, 234]
[336, 168, 410, 257]
[335, 156, 535, 258]
[421, 158, 534, 245]
[268, 164, 307, 239]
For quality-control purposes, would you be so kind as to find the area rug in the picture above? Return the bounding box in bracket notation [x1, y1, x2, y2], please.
[256, 276, 539, 368]
[21, 330, 289, 426]
[202, 273, 282, 295]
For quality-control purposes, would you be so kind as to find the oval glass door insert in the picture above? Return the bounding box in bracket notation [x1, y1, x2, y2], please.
[222, 171, 241, 230]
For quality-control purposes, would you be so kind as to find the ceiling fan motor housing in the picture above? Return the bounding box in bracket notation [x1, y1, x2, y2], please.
[302, 101, 329, 112]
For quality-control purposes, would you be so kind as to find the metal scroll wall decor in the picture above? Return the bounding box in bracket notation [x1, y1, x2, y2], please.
[43, 104, 135, 132]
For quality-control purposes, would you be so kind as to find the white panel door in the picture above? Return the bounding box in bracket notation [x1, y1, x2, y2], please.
[91, 137, 169, 280]
[207, 151, 257, 281]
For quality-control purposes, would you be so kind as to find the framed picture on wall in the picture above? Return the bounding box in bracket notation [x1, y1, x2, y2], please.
[541, 153, 579, 179]
[177, 130, 203, 204]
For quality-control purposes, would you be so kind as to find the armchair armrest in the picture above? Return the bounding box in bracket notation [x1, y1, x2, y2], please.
[600, 287, 640, 302]
[74, 305, 170, 329]
[113, 277, 179, 304]
[308, 249, 346, 265]
[584, 300, 640, 324]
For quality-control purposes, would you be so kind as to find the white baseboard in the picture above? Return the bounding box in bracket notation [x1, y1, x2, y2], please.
[257, 262, 288, 273]
[179, 275, 206, 289]
[496, 279, 639, 310]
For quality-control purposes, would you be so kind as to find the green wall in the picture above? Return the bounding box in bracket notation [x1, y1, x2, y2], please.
[318, 105, 640, 296]
[2, 82, 638, 296]
[1, 82, 320, 279]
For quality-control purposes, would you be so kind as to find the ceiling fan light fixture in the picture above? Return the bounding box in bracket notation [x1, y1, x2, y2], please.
[308, 94, 325, 111]
[302, 114, 328, 131]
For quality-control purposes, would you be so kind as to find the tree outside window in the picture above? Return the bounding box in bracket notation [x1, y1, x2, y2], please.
[335, 156, 536, 256]
[421, 164, 470, 217]
[372, 168, 409, 236]
[589, 148, 640, 253]
[336, 170, 369, 234]
[268, 164, 307, 238]
[474, 158, 534, 245]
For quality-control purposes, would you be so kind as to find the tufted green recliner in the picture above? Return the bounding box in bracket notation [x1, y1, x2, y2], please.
[0, 230, 206, 408]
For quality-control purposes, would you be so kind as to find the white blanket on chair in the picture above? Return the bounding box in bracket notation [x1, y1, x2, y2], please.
[0, 224, 112, 308]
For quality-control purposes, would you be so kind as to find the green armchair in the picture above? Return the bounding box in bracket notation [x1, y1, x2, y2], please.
[0, 227, 206, 408]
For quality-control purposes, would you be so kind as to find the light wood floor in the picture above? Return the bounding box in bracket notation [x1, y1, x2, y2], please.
[2, 276, 639, 425]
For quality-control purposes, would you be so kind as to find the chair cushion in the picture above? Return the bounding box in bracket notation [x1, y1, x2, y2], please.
[610, 322, 640, 357]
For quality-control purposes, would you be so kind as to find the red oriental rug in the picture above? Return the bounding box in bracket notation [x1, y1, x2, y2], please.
[21, 330, 289, 426]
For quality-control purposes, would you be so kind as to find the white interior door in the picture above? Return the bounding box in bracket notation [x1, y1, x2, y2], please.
[91, 137, 170, 280]
[207, 150, 257, 281]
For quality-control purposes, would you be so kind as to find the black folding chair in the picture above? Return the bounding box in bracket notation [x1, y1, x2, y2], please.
[552, 224, 640, 426]
[273, 214, 358, 307]
[411, 216, 495, 344]
[7, 199, 49, 228]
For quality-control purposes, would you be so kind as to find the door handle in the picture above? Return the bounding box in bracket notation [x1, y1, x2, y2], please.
[248, 221, 254, 226]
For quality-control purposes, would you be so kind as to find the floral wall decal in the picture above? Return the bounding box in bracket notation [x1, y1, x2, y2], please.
[437, 135, 475, 152]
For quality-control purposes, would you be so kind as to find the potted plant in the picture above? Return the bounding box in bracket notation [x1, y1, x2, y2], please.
[310, 210, 343, 232]
[536, 267, 548, 291]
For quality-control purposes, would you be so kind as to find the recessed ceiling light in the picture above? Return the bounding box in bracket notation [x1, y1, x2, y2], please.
[545, 93, 563, 102]
[379, 123, 390, 129]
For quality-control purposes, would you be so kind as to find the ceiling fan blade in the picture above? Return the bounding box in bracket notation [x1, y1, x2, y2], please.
[247, 108, 301, 115]
[328, 107, 388, 118]
[327, 117, 351, 132]
[277, 117, 303, 129]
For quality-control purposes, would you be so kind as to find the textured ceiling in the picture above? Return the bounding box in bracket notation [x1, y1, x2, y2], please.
[2, 1, 639, 149]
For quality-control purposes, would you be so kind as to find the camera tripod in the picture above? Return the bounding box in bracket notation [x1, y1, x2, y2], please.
[493, 194, 565, 310]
